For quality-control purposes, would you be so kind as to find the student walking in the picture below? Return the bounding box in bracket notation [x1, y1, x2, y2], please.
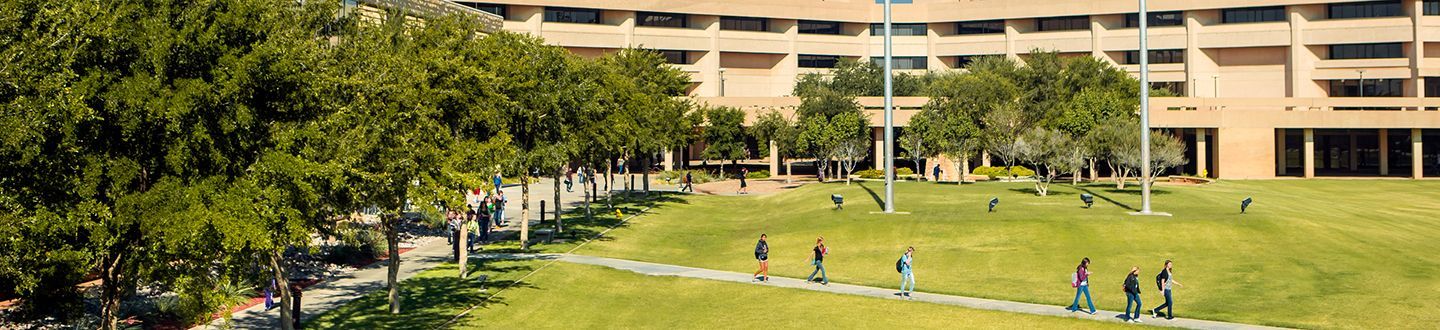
[932, 164, 941, 182]
[752, 234, 770, 282]
[1124, 266, 1144, 323]
[681, 171, 694, 192]
[564, 166, 574, 192]
[1067, 257, 1096, 314]
[898, 247, 915, 299]
[806, 236, 829, 285]
[492, 191, 507, 228]
[738, 168, 749, 194]
[1152, 260, 1183, 319]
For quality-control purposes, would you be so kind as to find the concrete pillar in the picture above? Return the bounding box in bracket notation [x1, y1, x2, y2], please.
[1414, 128, 1424, 179]
[1196, 129, 1208, 177]
[1276, 129, 1288, 175]
[1413, 0, 1426, 99]
[1380, 129, 1390, 176]
[1304, 128, 1316, 178]
[1349, 131, 1359, 171]
[663, 148, 674, 172]
[767, 140, 778, 175]
[981, 151, 992, 167]
[873, 128, 884, 170]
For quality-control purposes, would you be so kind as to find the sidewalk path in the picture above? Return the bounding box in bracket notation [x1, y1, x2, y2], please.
[541, 254, 1288, 330]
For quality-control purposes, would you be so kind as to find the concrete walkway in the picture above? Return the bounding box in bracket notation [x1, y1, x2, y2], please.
[544, 254, 1287, 330]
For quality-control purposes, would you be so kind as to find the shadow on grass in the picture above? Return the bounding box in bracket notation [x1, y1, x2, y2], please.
[1099, 188, 1172, 195]
[1007, 188, 1077, 196]
[1072, 186, 1138, 212]
[857, 182, 885, 210]
[529, 192, 688, 248]
[301, 261, 535, 330]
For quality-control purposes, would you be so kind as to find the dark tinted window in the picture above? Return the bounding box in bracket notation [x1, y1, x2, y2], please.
[721, 16, 768, 31]
[456, 2, 506, 18]
[871, 56, 927, 70]
[1328, 1, 1403, 19]
[1426, 77, 1440, 96]
[956, 20, 1005, 35]
[1151, 82, 1186, 96]
[799, 20, 843, 34]
[1037, 16, 1089, 31]
[1124, 11, 1184, 28]
[1222, 6, 1287, 23]
[799, 55, 841, 68]
[1329, 43, 1404, 59]
[953, 55, 996, 68]
[1330, 79, 1404, 97]
[544, 7, 600, 24]
[1124, 49, 1185, 64]
[871, 23, 927, 36]
[1427, 0, 1440, 15]
[658, 50, 690, 64]
[638, 12, 687, 28]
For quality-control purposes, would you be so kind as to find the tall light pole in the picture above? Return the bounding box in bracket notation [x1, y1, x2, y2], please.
[1139, 0, 1153, 214]
[882, 0, 896, 213]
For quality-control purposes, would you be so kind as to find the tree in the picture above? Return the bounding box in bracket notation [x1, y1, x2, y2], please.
[750, 110, 799, 180]
[837, 135, 870, 183]
[898, 131, 926, 179]
[1089, 120, 1142, 189]
[701, 106, 747, 174]
[597, 48, 693, 196]
[1016, 128, 1080, 196]
[1145, 131, 1189, 185]
[793, 58, 930, 97]
[982, 104, 1030, 177]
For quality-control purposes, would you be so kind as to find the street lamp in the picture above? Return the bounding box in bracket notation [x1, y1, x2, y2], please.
[718, 68, 727, 97]
[1356, 69, 1366, 97]
[882, 0, 896, 213]
[1211, 74, 1218, 98]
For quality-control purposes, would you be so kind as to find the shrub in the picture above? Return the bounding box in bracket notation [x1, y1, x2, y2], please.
[657, 170, 721, 184]
[972, 166, 1035, 179]
[745, 170, 770, 179]
[896, 167, 914, 176]
[854, 168, 914, 179]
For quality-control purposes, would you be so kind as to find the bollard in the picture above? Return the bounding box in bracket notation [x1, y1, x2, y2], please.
[541, 200, 547, 223]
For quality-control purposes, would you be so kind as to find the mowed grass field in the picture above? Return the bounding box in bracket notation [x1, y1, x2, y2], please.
[572, 180, 1440, 329]
[309, 259, 1137, 329]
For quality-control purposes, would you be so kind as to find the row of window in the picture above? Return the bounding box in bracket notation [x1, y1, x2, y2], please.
[470, 2, 1440, 27]
[1123, 49, 1185, 65]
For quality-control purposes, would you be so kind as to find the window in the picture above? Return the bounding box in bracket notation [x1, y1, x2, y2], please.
[1221, 6, 1286, 23]
[1427, 77, 1440, 97]
[798, 55, 841, 68]
[1427, 0, 1440, 15]
[1328, 1, 1403, 19]
[1124, 11, 1183, 28]
[1124, 49, 1185, 64]
[799, 20, 843, 35]
[1328, 43, 1404, 59]
[456, 2, 506, 18]
[1329, 79, 1404, 97]
[871, 23, 927, 36]
[1150, 82, 1186, 96]
[638, 12, 687, 28]
[658, 50, 690, 65]
[1037, 16, 1089, 31]
[953, 55, 995, 68]
[871, 56, 927, 70]
[956, 20, 1005, 35]
[721, 16, 768, 31]
[544, 7, 601, 24]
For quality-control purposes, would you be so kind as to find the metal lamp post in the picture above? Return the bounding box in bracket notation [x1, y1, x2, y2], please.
[1139, 0, 1153, 214]
[882, 0, 896, 213]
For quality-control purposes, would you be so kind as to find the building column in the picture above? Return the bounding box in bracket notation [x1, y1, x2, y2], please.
[1304, 128, 1316, 178]
[1380, 129, 1390, 176]
[1349, 131, 1359, 171]
[873, 128, 884, 170]
[1276, 129, 1288, 175]
[1196, 129, 1208, 177]
[663, 148, 674, 172]
[981, 151, 991, 167]
[1414, 128, 1424, 179]
[767, 140, 778, 175]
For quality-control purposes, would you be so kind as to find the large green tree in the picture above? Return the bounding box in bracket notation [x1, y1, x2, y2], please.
[700, 106, 747, 174]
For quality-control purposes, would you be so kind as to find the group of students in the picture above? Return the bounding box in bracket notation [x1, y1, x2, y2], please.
[445, 185, 508, 252]
[749, 235, 920, 299]
[1068, 257, 1184, 323]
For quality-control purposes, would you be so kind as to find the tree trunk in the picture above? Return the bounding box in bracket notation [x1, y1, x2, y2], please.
[1088, 159, 1098, 182]
[643, 156, 651, 195]
[520, 174, 530, 250]
[99, 252, 123, 330]
[458, 213, 468, 278]
[386, 213, 400, 314]
[554, 168, 563, 234]
[604, 162, 611, 193]
[1072, 170, 1081, 185]
[785, 160, 792, 184]
[270, 251, 295, 330]
[585, 168, 593, 220]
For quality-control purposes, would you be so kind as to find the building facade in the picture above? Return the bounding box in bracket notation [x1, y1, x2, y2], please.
[456, 0, 1440, 179]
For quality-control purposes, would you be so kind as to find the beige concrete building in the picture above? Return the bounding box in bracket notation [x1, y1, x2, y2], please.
[455, 0, 1440, 179]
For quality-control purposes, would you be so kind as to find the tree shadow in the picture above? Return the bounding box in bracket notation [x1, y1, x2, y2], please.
[300, 261, 536, 329]
[1100, 188, 1172, 195]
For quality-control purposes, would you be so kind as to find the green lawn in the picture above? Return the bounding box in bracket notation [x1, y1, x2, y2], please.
[567, 180, 1440, 329]
[309, 258, 1137, 329]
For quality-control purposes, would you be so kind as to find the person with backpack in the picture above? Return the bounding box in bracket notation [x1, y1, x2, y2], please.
[738, 168, 749, 194]
[1124, 266, 1143, 323]
[682, 171, 694, 192]
[1152, 260, 1183, 320]
[806, 236, 829, 285]
[752, 234, 770, 282]
[1066, 257, 1096, 314]
[897, 247, 915, 299]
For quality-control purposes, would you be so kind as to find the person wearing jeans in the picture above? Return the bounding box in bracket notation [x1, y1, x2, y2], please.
[1152, 260, 1183, 319]
[806, 237, 828, 285]
[899, 247, 915, 298]
[1067, 257, 1096, 314]
[1124, 266, 1143, 323]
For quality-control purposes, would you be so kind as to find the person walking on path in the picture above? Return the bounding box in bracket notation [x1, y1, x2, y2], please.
[1152, 260, 1183, 320]
[492, 170, 504, 195]
[752, 234, 770, 282]
[1124, 266, 1144, 323]
[492, 190, 507, 228]
[681, 171, 694, 192]
[738, 168, 749, 194]
[932, 164, 941, 182]
[475, 200, 491, 244]
[1067, 257, 1096, 314]
[806, 236, 829, 285]
[564, 166, 574, 192]
[898, 247, 915, 299]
